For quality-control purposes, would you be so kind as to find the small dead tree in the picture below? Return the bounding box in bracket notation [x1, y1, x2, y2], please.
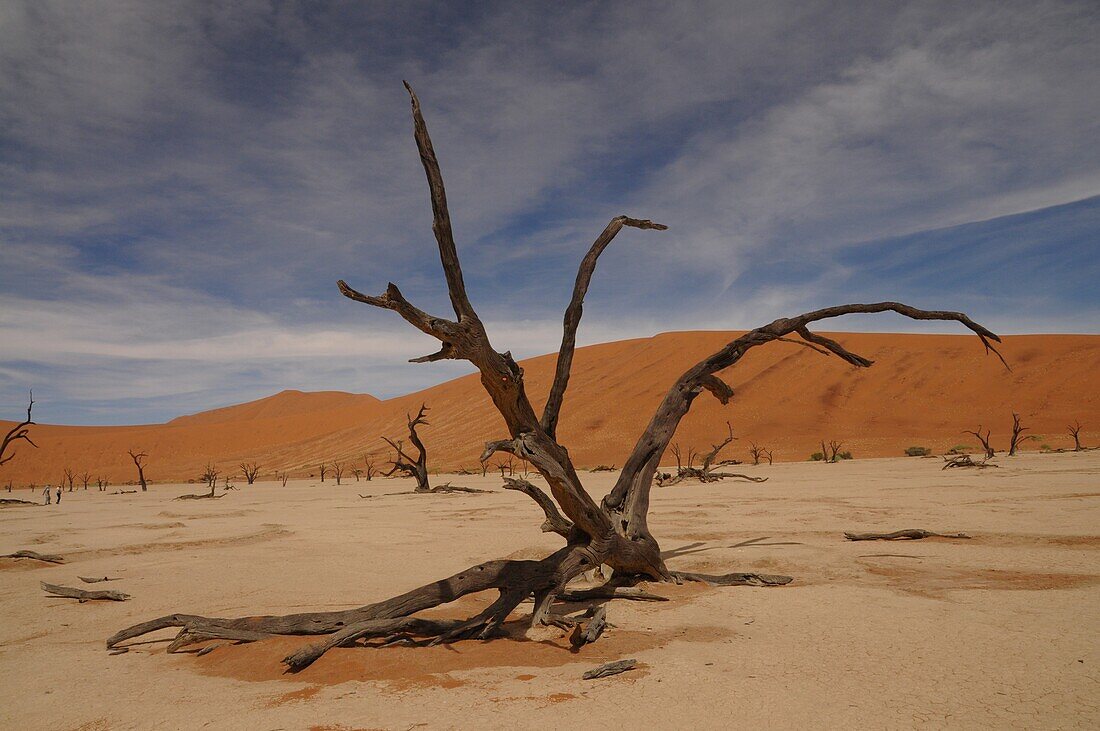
[1067, 421, 1085, 451]
[127, 450, 149, 491]
[658, 424, 764, 485]
[96, 476, 109, 492]
[318, 463, 329, 482]
[332, 461, 346, 485]
[62, 467, 76, 492]
[1, 391, 37, 467]
[818, 440, 847, 463]
[352, 468, 363, 482]
[1008, 412, 1036, 456]
[748, 442, 773, 466]
[80, 472, 91, 490]
[240, 463, 261, 485]
[110, 82, 1005, 671]
[963, 427, 995, 459]
[384, 405, 431, 492]
[363, 455, 377, 481]
[200, 464, 219, 493]
[275, 471, 290, 487]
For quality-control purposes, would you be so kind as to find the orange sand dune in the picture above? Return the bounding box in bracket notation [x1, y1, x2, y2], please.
[2, 331, 1098, 485]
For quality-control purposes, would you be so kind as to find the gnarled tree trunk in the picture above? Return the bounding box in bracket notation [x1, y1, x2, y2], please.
[383, 405, 431, 492]
[128, 450, 148, 492]
[109, 82, 1005, 671]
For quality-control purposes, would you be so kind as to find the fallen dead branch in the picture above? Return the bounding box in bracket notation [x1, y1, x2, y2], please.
[570, 605, 608, 650]
[3, 550, 64, 563]
[42, 582, 130, 602]
[843, 529, 971, 542]
[670, 571, 793, 586]
[942, 454, 999, 470]
[0, 498, 40, 507]
[589, 465, 617, 472]
[79, 576, 121, 583]
[583, 658, 637, 679]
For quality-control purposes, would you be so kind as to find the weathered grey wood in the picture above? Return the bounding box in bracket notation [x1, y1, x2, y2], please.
[0, 391, 36, 467]
[570, 605, 607, 650]
[42, 582, 129, 601]
[79, 576, 120, 583]
[583, 658, 637, 679]
[558, 586, 668, 602]
[942, 454, 999, 469]
[844, 529, 971, 541]
[4, 550, 64, 563]
[502, 478, 573, 536]
[0, 498, 40, 507]
[671, 571, 793, 587]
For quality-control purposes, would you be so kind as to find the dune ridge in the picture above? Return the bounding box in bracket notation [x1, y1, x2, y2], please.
[2, 330, 1098, 484]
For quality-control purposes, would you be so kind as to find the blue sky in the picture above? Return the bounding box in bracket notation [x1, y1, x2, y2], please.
[2, 1, 1098, 425]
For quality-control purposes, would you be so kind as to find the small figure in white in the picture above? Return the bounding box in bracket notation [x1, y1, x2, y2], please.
[42, 485, 51, 505]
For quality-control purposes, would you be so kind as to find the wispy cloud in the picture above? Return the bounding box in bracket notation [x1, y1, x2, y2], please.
[1, 1, 1097, 423]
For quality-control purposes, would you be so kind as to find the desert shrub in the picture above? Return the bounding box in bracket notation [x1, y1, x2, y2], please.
[837, 451, 853, 460]
[810, 452, 824, 461]
[905, 446, 931, 457]
[1041, 444, 1052, 451]
[947, 444, 972, 455]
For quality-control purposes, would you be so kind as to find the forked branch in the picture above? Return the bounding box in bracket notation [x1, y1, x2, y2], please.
[0, 391, 37, 467]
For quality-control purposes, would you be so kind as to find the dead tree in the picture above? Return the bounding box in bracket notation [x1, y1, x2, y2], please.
[240, 463, 261, 485]
[200, 464, 219, 491]
[818, 440, 847, 463]
[1, 391, 36, 467]
[80, 472, 91, 490]
[658, 424, 763, 485]
[1067, 421, 1085, 451]
[352, 468, 363, 482]
[318, 463, 329, 482]
[942, 454, 999, 470]
[364, 455, 378, 481]
[275, 471, 290, 487]
[62, 467, 76, 492]
[748, 442, 773, 466]
[127, 450, 148, 491]
[1008, 412, 1036, 456]
[332, 461, 346, 485]
[109, 82, 1005, 670]
[383, 405, 432, 492]
[963, 427, 995, 459]
[96, 476, 109, 492]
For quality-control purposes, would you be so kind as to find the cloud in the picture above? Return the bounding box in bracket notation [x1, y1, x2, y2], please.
[1, 1, 1097, 423]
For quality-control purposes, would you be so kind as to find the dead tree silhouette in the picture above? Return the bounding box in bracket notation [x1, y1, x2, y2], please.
[109, 82, 1006, 671]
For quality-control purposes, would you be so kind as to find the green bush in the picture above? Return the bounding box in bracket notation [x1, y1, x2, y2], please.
[837, 451, 853, 460]
[810, 452, 824, 461]
[905, 446, 931, 457]
[947, 444, 972, 455]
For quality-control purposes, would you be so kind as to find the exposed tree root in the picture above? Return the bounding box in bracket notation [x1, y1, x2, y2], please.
[570, 605, 607, 650]
[43, 582, 130, 602]
[843, 529, 971, 541]
[3, 550, 64, 563]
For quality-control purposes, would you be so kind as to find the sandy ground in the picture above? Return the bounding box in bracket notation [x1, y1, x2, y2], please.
[1, 451, 1098, 730]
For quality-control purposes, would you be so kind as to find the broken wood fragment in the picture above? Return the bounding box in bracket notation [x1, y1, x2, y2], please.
[42, 582, 130, 602]
[79, 576, 121, 583]
[671, 571, 793, 586]
[558, 586, 668, 602]
[570, 606, 607, 650]
[3, 550, 64, 563]
[583, 658, 637, 679]
[843, 529, 971, 541]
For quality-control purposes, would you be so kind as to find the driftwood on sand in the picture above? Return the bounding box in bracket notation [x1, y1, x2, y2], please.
[42, 582, 130, 602]
[843, 529, 971, 542]
[583, 658, 637, 679]
[79, 576, 121, 584]
[3, 550, 64, 563]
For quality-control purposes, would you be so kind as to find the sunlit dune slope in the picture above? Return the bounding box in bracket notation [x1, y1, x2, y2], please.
[3, 331, 1098, 484]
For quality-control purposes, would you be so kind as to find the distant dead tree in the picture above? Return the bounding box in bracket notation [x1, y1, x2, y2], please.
[1067, 421, 1085, 451]
[318, 463, 329, 482]
[96, 476, 109, 492]
[669, 443, 696, 473]
[748, 442, 773, 466]
[480, 460, 490, 477]
[127, 450, 149, 491]
[333, 461, 346, 485]
[240, 463, 261, 485]
[1008, 412, 1036, 456]
[4, 479, 11, 493]
[384, 405, 431, 492]
[963, 427, 995, 459]
[222, 474, 235, 491]
[275, 470, 290, 487]
[110, 82, 1006, 671]
[352, 468, 363, 482]
[200, 464, 219, 491]
[62, 467, 76, 492]
[818, 440, 847, 463]
[1, 391, 37, 467]
[658, 424, 765, 485]
[363, 455, 378, 481]
[80, 471, 91, 490]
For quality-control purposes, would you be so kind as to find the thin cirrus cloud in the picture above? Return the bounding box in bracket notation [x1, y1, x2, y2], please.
[1, 0, 1097, 425]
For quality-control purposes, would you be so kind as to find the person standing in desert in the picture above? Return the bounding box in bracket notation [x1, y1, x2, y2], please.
[42, 485, 51, 505]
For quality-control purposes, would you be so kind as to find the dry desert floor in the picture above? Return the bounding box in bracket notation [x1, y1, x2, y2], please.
[2, 452, 1098, 730]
